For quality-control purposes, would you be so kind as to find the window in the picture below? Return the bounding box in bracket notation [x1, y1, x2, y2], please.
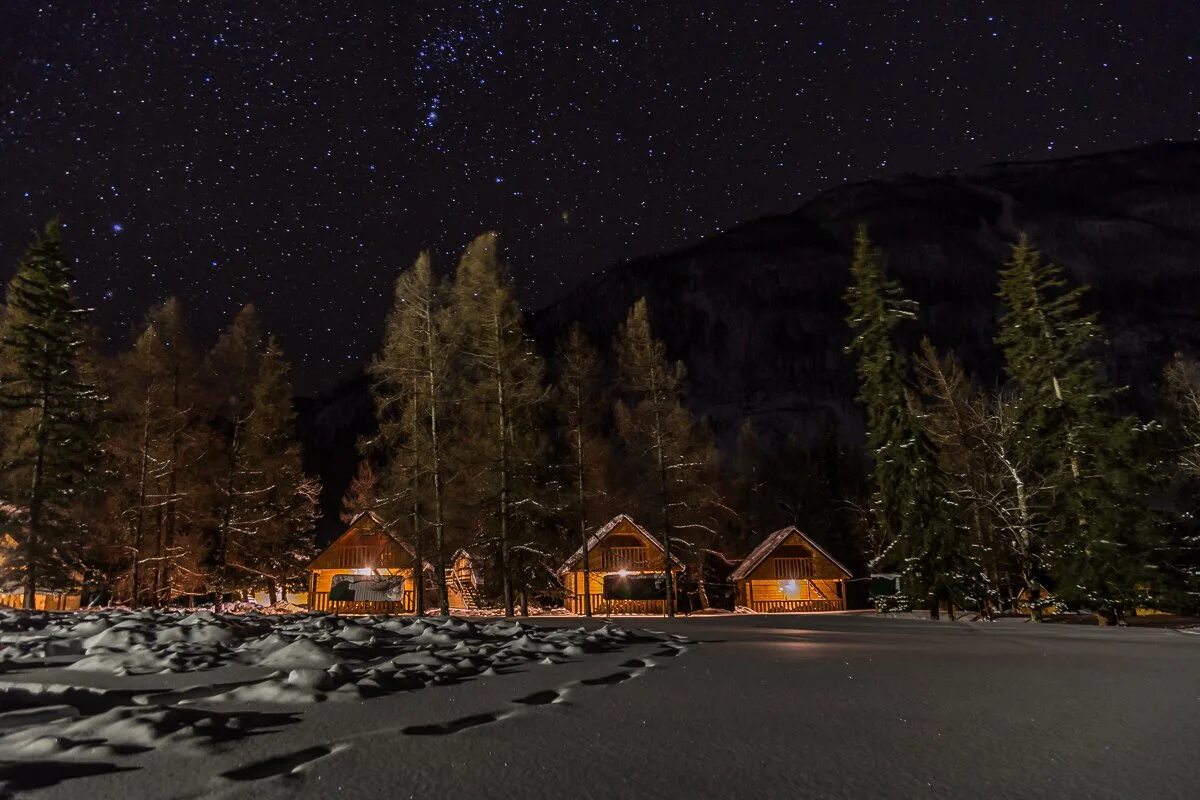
[329, 574, 405, 602]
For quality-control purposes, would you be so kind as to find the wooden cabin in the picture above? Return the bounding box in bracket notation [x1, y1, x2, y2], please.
[446, 548, 484, 612]
[730, 526, 851, 612]
[557, 514, 684, 615]
[307, 512, 429, 614]
[0, 531, 82, 611]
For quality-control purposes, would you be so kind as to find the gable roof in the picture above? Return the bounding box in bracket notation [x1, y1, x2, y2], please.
[556, 514, 685, 575]
[728, 526, 852, 581]
[308, 511, 433, 572]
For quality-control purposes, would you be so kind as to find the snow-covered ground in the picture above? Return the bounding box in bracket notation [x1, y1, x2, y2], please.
[1, 610, 1197, 798]
[0, 609, 684, 797]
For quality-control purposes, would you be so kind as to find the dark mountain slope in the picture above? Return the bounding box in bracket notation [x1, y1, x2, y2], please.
[534, 141, 1200, 445]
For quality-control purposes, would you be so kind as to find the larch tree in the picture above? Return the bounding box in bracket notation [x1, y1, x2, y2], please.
[996, 234, 1160, 621]
[206, 304, 265, 607]
[1165, 354, 1200, 479]
[554, 323, 610, 617]
[910, 341, 994, 615]
[0, 220, 104, 608]
[614, 298, 716, 617]
[370, 252, 454, 615]
[341, 458, 379, 524]
[449, 233, 547, 618]
[109, 312, 169, 604]
[106, 299, 199, 605]
[143, 299, 198, 605]
[239, 336, 320, 604]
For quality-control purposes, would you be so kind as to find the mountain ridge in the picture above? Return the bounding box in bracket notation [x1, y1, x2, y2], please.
[533, 139, 1200, 445]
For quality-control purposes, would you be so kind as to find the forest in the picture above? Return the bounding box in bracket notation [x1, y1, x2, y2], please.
[1, 220, 1197, 621]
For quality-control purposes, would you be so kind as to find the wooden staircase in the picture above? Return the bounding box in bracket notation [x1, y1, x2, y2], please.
[446, 567, 482, 611]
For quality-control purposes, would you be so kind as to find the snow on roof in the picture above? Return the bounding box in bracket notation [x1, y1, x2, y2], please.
[556, 514, 684, 575]
[728, 526, 852, 581]
[310, 511, 434, 572]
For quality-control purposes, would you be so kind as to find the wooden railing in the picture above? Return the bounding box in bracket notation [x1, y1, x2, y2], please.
[565, 593, 667, 615]
[750, 598, 842, 613]
[328, 546, 402, 569]
[310, 591, 414, 615]
[601, 547, 651, 571]
[774, 558, 815, 579]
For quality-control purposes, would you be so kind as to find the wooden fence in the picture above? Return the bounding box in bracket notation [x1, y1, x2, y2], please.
[565, 592, 668, 615]
[749, 598, 843, 613]
[310, 590, 415, 615]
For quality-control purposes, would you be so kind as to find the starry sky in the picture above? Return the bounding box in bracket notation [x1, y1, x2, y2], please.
[2, 1, 1197, 394]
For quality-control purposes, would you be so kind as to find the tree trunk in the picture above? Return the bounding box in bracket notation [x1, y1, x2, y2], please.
[131, 395, 152, 607]
[24, 386, 50, 610]
[214, 415, 242, 614]
[575, 391, 591, 617]
[266, 578, 278, 606]
[654, 401, 675, 619]
[411, 500, 424, 615]
[425, 320, 450, 617]
[162, 364, 181, 606]
[697, 572, 710, 611]
[928, 593, 940, 620]
[495, 343, 514, 618]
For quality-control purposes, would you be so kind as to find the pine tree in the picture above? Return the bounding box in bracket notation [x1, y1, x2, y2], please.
[0, 220, 104, 608]
[449, 233, 547, 617]
[370, 252, 454, 615]
[554, 323, 611, 617]
[843, 226, 959, 615]
[996, 234, 1161, 621]
[614, 298, 716, 617]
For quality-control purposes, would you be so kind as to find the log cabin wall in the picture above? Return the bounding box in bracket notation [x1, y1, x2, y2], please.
[737, 532, 847, 612]
[307, 514, 418, 613]
[562, 517, 681, 615]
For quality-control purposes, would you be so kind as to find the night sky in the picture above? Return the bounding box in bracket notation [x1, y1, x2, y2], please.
[2, 1, 1196, 394]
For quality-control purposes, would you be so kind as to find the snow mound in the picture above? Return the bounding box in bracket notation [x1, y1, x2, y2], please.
[258, 638, 344, 670]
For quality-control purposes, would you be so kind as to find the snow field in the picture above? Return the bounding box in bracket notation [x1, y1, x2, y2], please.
[0, 608, 687, 796]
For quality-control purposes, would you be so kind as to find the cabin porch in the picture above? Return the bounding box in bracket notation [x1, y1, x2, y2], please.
[561, 568, 679, 615]
[308, 567, 416, 614]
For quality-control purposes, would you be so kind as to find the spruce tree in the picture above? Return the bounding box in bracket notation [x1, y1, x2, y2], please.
[614, 298, 715, 617]
[996, 234, 1160, 620]
[0, 220, 103, 608]
[843, 226, 959, 615]
[449, 233, 547, 617]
